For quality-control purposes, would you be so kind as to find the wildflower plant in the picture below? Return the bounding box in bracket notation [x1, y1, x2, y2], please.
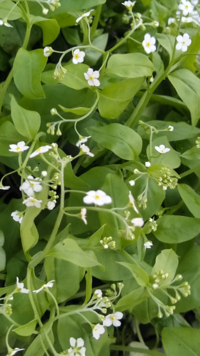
[0, 0, 200, 355]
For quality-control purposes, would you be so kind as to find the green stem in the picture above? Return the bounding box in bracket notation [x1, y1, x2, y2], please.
[134, 318, 145, 344]
[90, 5, 102, 40]
[108, 20, 142, 53]
[110, 345, 165, 356]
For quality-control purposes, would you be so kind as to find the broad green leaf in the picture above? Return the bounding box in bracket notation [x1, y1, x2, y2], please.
[117, 261, 149, 287]
[154, 215, 200, 243]
[156, 34, 175, 61]
[98, 78, 144, 119]
[64, 162, 89, 190]
[24, 329, 54, 356]
[46, 238, 102, 268]
[53, 0, 106, 12]
[13, 319, 37, 336]
[181, 146, 200, 160]
[59, 105, 91, 115]
[151, 249, 178, 286]
[13, 48, 47, 99]
[151, 0, 169, 24]
[105, 53, 154, 78]
[148, 136, 181, 169]
[0, 0, 23, 20]
[141, 0, 153, 4]
[31, 16, 60, 46]
[168, 69, 200, 126]
[10, 95, 41, 139]
[87, 225, 105, 247]
[0, 247, 6, 271]
[178, 184, 200, 218]
[85, 34, 108, 66]
[116, 287, 147, 311]
[181, 32, 200, 72]
[162, 327, 200, 356]
[0, 121, 26, 157]
[0, 231, 4, 247]
[87, 124, 142, 160]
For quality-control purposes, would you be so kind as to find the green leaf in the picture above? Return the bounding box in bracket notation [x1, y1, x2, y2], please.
[0, 231, 4, 247]
[64, 162, 89, 190]
[105, 53, 154, 78]
[154, 215, 200, 243]
[87, 124, 142, 160]
[31, 16, 60, 46]
[141, 0, 153, 4]
[116, 287, 147, 311]
[168, 69, 200, 126]
[98, 78, 144, 119]
[13, 319, 37, 336]
[151, 0, 169, 24]
[151, 249, 178, 286]
[13, 48, 47, 99]
[148, 136, 181, 169]
[156, 34, 175, 61]
[0, 121, 26, 157]
[54, 0, 106, 12]
[59, 105, 91, 115]
[0, 0, 23, 20]
[181, 146, 200, 161]
[0, 247, 6, 272]
[162, 327, 200, 356]
[178, 184, 200, 218]
[117, 261, 149, 287]
[46, 238, 102, 268]
[10, 95, 41, 139]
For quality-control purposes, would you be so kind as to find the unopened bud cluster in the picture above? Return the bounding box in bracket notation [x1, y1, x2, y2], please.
[137, 192, 147, 209]
[54, 63, 67, 81]
[100, 236, 116, 249]
[151, 270, 169, 290]
[148, 218, 157, 232]
[196, 137, 200, 148]
[156, 167, 178, 191]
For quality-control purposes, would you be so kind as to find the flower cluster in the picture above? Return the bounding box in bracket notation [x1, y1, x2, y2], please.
[156, 167, 178, 191]
[100, 236, 116, 249]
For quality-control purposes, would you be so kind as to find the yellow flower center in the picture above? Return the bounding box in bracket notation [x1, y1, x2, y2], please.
[30, 182, 35, 187]
[30, 198, 35, 203]
[74, 54, 79, 59]
[110, 316, 115, 321]
[36, 148, 41, 152]
[185, 4, 188, 8]
[16, 146, 21, 151]
[146, 42, 151, 47]
[94, 195, 100, 200]
[89, 76, 94, 80]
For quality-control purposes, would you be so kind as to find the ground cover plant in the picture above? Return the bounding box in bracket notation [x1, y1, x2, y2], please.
[0, 0, 200, 355]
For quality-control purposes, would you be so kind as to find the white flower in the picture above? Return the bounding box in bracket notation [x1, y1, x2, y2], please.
[30, 145, 52, 158]
[182, 16, 193, 22]
[83, 190, 112, 206]
[43, 46, 53, 57]
[16, 277, 29, 294]
[76, 9, 94, 23]
[42, 7, 49, 15]
[20, 175, 42, 197]
[76, 136, 91, 147]
[7, 348, 25, 356]
[142, 33, 156, 54]
[23, 197, 42, 208]
[9, 141, 29, 153]
[129, 180, 135, 186]
[11, 211, 23, 224]
[122, 1, 136, 10]
[176, 33, 191, 52]
[128, 191, 139, 213]
[84, 68, 100, 87]
[152, 283, 159, 289]
[92, 324, 105, 340]
[41, 171, 48, 177]
[0, 184, 10, 190]
[168, 17, 175, 25]
[81, 208, 87, 224]
[80, 144, 94, 157]
[145, 161, 151, 167]
[144, 241, 153, 249]
[94, 289, 102, 298]
[155, 144, 170, 154]
[47, 201, 56, 210]
[131, 217, 144, 227]
[179, 0, 194, 15]
[103, 312, 123, 327]
[68, 337, 86, 356]
[33, 280, 55, 293]
[168, 125, 174, 131]
[191, 0, 198, 4]
[0, 19, 13, 28]
[72, 49, 85, 64]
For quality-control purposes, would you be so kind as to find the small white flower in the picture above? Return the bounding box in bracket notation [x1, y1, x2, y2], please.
[145, 161, 151, 167]
[68, 337, 86, 356]
[144, 241, 153, 249]
[182, 16, 193, 22]
[191, 0, 198, 4]
[92, 324, 105, 340]
[128, 191, 139, 213]
[7, 348, 25, 356]
[0, 184, 10, 190]
[76, 9, 94, 23]
[103, 312, 123, 327]
[42, 7, 49, 15]
[176, 33, 191, 52]
[16, 277, 29, 294]
[122, 1, 136, 10]
[9, 141, 29, 153]
[20, 175, 42, 197]
[23, 197, 42, 209]
[43, 46, 53, 57]
[94, 289, 102, 298]
[33, 280, 55, 293]
[152, 283, 159, 289]
[72, 49, 85, 64]
[83, 190, 112, 206]
[129, 180, 135, 186]
[155, 144, 170, 154]
[11, 211, 23, 224]
[47, 201, 56, 210]
[80, 208, 87, 224]
[142, 33, 156, 54]
[30, 145, 52, 158]
[76, 136, 91, 147]
[179, 0, 194, 15]
[41, 171, 48, 177]
[80, 144, 94, 157]
[131, 217, 144, 227]
[168, 125, 174, 131]
[168, 17, 175, 25]
[0, 19, 13, 28]
[84, 68, 100, 87]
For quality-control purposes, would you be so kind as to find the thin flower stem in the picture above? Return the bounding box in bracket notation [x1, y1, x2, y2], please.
[46, 289, 59, 317]
[107, 20, 142, 53]
[134, 318, 145, 345]
[90, 5, 102, 40]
